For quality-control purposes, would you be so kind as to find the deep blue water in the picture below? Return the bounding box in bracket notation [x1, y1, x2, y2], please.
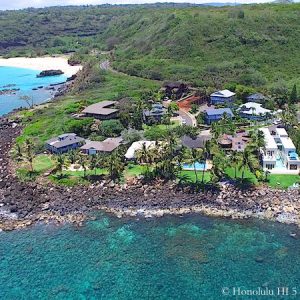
[0, 66, 67, 116]
[0, 212, 299, 299]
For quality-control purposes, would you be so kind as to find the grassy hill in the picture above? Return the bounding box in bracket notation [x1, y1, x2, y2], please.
[1, 3, 299, 88]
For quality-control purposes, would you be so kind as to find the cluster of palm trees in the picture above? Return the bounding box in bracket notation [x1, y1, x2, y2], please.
[134, 127, 265, 185]
[135, 134, 207, 183]
[53, 149, 125, 180]
[14, 138, 35, 175]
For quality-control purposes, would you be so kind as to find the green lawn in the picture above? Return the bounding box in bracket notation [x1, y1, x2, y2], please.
[124, 164, 147, 178]
[62, 168, 108, 177]
[267, 174, 300, 189]
[16, 72, 159, 145]
[225, 167, 258, 184]
[33, 154, 55, 172]
[17, 154, 55, 181]
[179, 170, 211, 183]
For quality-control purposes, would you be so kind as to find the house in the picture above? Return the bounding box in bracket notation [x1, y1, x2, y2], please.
[218, 131, 251, 152]
[181, 130, 212, 149]
[46, 133, 85, 154]
[82, 101, 119, 120]
[204, 108, 234, 124]
[161, 82, 189, 100]
[259, 127, 300, 173]
[210, 90, 235, 105]
[80, 137, 123, 155]
[239, 102, 272, 121]
[246, 93, 266, 103]
[125, 141, 156, 160]
[143, 103, 167, 124]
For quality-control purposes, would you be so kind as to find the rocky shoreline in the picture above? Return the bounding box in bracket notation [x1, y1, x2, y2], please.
[0, 118, 299, 231]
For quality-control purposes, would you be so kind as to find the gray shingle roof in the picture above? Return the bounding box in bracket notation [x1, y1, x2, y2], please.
[181, 134, 212, 149]
[82, 101, 119, 115]
[81, 137, 123, 152]
[205, 108, 234, 117]
[46, 133, 85, 149]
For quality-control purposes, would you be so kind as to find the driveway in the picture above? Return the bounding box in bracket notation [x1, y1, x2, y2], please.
[178, 109, 197, 127]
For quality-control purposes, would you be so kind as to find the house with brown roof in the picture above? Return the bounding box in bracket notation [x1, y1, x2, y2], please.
[80, 137, 123, 155]
[82, 101, 119, 120]
[218, 131, 251, 152]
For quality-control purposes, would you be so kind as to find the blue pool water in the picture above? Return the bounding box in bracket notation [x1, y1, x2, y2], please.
[0, 212, 299, 299]
[182, 162, 206, 171]
[0, 66, 67, 115]
[275, 156, 285, 169]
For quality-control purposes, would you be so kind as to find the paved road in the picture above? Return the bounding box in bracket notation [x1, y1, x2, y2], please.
[100, 59, 197, 127]
[178, 110, 197, 127]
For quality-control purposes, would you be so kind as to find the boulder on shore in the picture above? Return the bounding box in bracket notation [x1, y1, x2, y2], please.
[37, 70, 64, 78]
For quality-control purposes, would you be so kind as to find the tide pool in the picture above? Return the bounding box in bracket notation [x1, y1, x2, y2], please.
[0, 66, 67, 116]
[0, 212, 299, 299]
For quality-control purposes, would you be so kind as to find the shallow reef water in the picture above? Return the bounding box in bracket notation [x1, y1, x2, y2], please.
[0, 66, 66, 115]
[0, 212, 299, 299]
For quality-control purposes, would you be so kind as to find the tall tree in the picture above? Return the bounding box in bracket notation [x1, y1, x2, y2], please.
[19, 95, 34, 109]
[15, 143, 23, 162]
[238, 148, 258, 181]
[89, 154, 97, 175]
[78, 153, 87, 177]
[290, 84, 298, 104]
[68, 150, 79, 165]
[24, 138, 35, 173]
[229, 151, 241, 179]
[55, 155, 69, 178]
[106, 151, 125, 181]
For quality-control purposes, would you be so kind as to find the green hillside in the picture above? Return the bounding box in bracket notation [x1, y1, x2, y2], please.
[1, 3, 300, 88]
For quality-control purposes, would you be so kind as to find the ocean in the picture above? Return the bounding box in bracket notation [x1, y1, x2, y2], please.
[0, 212, 299, 299]
[0, 66, 67, 116]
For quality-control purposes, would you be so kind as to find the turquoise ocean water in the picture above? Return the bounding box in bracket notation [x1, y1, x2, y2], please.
[0, 66, 67, 116]
[0, 212, 299, 299]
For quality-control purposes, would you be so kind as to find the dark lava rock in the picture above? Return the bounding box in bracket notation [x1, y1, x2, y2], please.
[37, 70, 64, 78]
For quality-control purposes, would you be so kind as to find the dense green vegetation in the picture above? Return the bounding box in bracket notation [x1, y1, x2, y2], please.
[16, 72, 159, 147]
[1, 3, 300, 88]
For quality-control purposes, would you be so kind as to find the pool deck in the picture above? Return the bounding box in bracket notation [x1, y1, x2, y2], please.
[268, 169, 299, 175]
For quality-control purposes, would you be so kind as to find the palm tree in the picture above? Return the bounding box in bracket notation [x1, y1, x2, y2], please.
[55, 154, 69, 178]
[211, 153, 227, 183]
[106, 151, 125, 181]
[229, 151, 241, 179]
[15, 143, 23, 162]
[201, 142, 210, 184]
[89, 155, 97, 175]
[95, 153, 106, 175]
[24, 138, 35, 173]
[136, 142, 151, 174]
[174, 146, 186, 179]
[238, 148, 258, 181]
[186, 148, 204, 183]
[68, 150, 79, 165]
[78, 153, 87, 177]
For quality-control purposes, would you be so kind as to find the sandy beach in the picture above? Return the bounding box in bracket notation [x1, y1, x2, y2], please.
[0, 56, 82, 77]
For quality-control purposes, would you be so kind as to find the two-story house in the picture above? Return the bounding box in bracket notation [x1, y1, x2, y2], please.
[210, 90, 236, 105]
[204, 108, 234, 124]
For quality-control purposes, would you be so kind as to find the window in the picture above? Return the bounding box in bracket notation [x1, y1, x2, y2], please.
[290, 164, 298, 170]
[266, 164, 274, 170]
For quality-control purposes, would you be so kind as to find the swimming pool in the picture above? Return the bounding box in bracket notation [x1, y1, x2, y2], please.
[275, 156, 285, 169]
[182, 162, 206, 171]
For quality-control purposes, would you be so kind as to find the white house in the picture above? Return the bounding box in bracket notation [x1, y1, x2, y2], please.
[125, 141, 156, 160]
[260, 127, 300, 173]
[239, 102, 272, 121]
